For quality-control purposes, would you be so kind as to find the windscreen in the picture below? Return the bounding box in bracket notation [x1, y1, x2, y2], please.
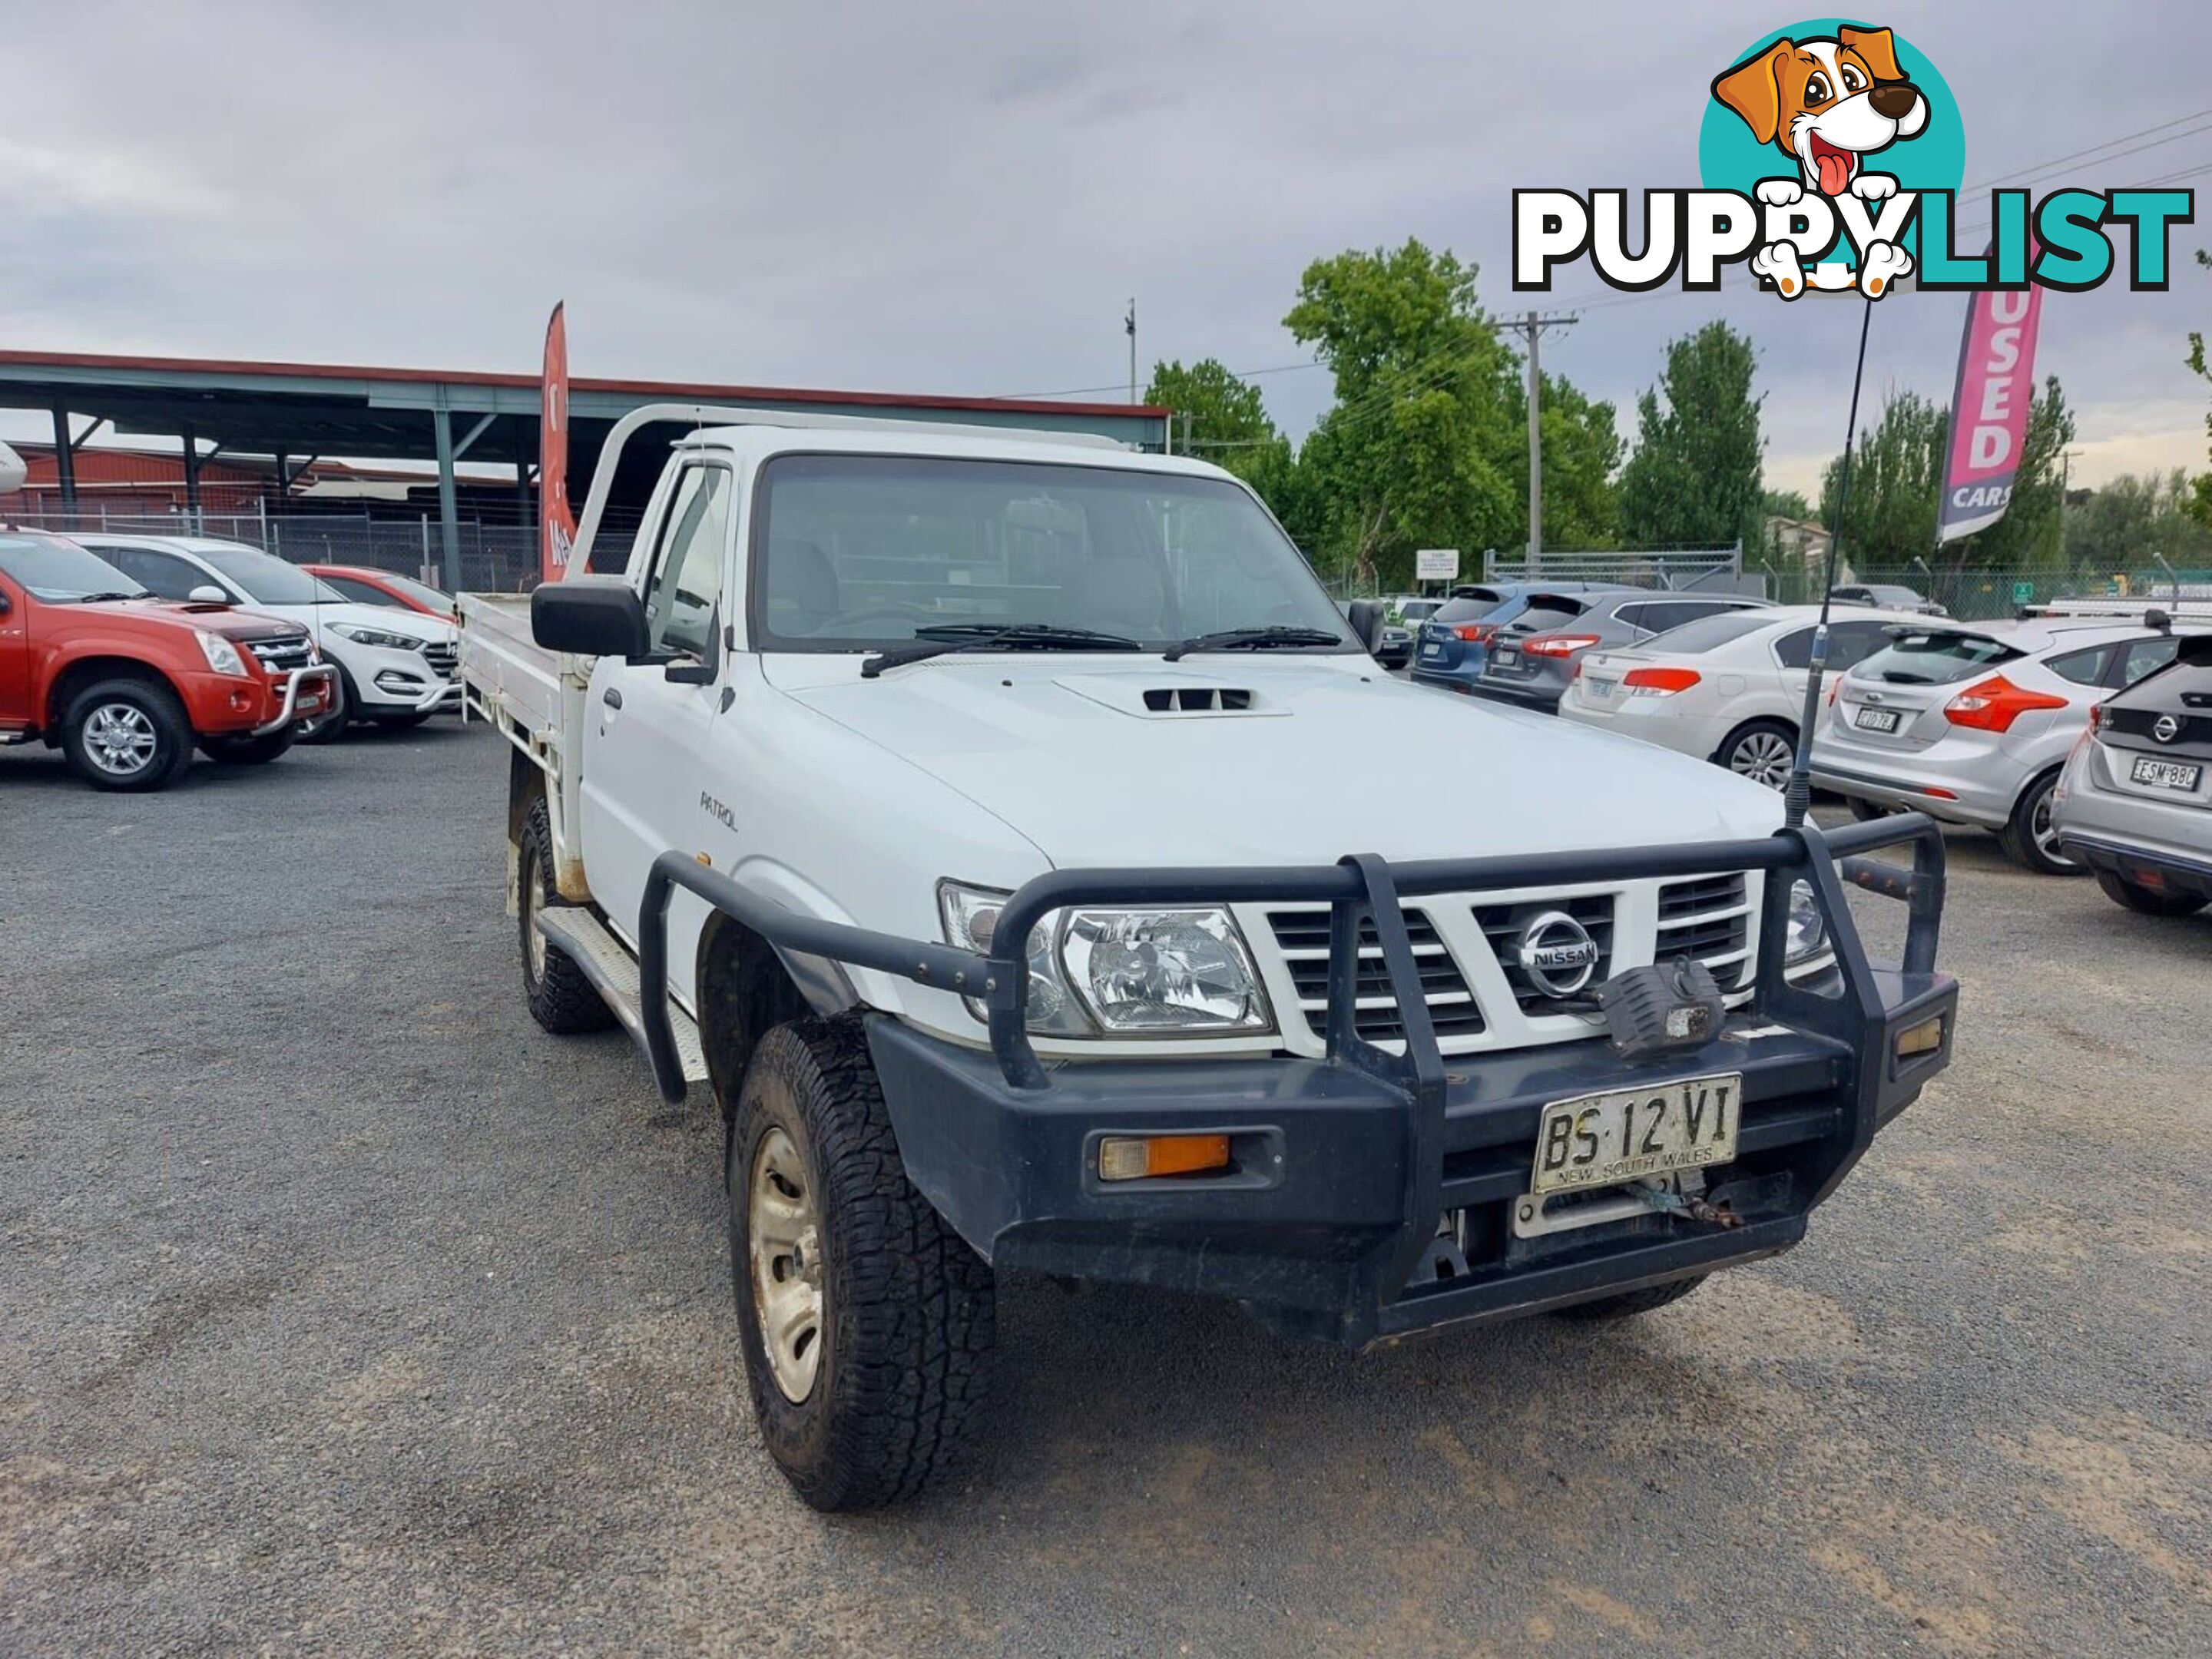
[1855, 631, 2022, 685]
[199, 546, 346, 605]
[0, 534, 147, 602]
[1641, 611, 1774, 654]
[750, 454, 1353, 651]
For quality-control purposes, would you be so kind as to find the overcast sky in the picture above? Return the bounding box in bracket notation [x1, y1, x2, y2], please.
[2, 2, 2206, 498]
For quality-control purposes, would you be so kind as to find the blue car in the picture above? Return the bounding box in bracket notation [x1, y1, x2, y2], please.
[1411, 582, 1636, 694]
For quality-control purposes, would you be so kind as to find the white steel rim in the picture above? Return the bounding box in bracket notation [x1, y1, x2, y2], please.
[84, 702, 158, 776]
[1730, 729, 1795, 790]
[749, 1126, 825, 1402]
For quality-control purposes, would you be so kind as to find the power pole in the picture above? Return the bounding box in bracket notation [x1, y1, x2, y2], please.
[1125, 298, 1137, 405]
[1509, 310, 1578, 573]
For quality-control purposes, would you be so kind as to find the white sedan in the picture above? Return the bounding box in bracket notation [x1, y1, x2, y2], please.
[1559, 605, 1930, 788]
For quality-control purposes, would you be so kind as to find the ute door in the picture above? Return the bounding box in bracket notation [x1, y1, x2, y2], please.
[577, 457, 736, 1008]
[0, 570, 29, 731]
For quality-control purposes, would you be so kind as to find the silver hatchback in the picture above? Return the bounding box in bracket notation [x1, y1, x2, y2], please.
[1811, 618, 2201, 874]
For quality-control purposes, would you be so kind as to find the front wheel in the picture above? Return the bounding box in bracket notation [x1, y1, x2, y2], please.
[2094, 870, 2209, 917]
[730, 1018, 995, 1511]
[295, 668, 351, 745]
[199, 728, 296, 765]
[61, 678, 194, 791]
[1997, 771, 2083, 876]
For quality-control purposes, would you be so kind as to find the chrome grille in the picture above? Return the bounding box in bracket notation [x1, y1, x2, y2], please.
[419, 641, 459, 680]
[244, 635, 313, 674]
[1472, 893, 1617, 1012]
[1264, 907, 1485, 1044]
[1654, 873, 1753, 988]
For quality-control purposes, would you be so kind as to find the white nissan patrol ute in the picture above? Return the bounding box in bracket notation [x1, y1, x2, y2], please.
[459, 403, 1957, 1511]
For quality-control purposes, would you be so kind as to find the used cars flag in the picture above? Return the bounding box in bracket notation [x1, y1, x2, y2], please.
[540, 302, 579, 581]
[1937, 264, 2045, 545]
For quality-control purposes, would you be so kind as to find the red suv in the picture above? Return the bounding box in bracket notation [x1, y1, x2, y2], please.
[0, 529, 336, 790]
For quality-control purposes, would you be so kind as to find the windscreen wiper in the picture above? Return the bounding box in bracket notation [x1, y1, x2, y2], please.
[77, 591, 145, 603]
[1162, 625, 1342, 662]
[860, 623, 1141, 679]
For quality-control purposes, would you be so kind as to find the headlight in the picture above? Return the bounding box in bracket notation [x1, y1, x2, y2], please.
[1061, 908, 1272, 1033]
[329, 622, 422, 651]
[1783, 879, 1829, 966]
[195, 630, 247, 677]
[938, 882, 1272, 1036]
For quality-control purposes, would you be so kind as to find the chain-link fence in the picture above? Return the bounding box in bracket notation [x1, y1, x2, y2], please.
[1757, 561, 2212, 621]
[5, 508, 651, 594]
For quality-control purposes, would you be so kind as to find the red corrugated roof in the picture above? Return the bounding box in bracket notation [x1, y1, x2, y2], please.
[0, 347, 1170, 421]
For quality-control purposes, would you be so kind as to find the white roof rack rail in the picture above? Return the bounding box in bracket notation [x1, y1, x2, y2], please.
[2026, 595, 2212, 621]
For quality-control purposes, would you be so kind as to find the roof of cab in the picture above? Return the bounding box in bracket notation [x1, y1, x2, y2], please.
[674, 419, 1238, 482]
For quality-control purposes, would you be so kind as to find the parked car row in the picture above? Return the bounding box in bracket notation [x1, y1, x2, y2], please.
[1412, 582, 1773, 707]
[0, 446, 461, 791]
[1811, 609, 2204, 875]
[1396, 565, 2207, 899]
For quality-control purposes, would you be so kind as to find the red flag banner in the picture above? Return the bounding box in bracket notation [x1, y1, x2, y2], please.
[539, 303, 578, 581]
[1937, 267, 2045, 545]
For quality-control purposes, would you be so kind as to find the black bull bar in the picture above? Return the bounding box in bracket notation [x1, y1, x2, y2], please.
[635, 815, 1952, 1343]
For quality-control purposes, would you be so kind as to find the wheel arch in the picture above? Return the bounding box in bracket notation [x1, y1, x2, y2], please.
[695, 912, 851, 1123]
[46, 654, 189, 730]
[1710, 711, 1798, 765]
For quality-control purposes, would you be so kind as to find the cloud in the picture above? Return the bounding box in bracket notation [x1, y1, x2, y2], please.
[0, 0, 2201, 490]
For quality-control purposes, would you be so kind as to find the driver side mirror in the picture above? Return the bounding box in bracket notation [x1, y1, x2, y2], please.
[531, 576, 651, 658]
[188, 584, 230, 605]
[1347, 598, 1387, 654]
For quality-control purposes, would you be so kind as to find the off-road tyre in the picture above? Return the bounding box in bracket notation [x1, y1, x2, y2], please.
[198, 729, 296, 765]
[2094, 870, 2208, 917]
[1996, 770, 2082, 876]
[729, 1017, 995, 1512]
[1554, 1275, 1705, 1322]
[61, 676, 194, 792]
[296, 666, 353, 745]
[518, 794, 614, 1034]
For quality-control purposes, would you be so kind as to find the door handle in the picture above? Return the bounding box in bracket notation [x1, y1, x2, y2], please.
[603, 687, 624, 710]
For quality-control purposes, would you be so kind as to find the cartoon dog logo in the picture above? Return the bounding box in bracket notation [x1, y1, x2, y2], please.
[1713, 25, 1929, 296]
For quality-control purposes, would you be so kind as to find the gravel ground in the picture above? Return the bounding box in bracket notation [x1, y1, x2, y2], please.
[3, 719, 2207, 1657]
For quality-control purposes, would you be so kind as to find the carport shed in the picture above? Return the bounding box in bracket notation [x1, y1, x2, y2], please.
[0, 349, 1171, 588]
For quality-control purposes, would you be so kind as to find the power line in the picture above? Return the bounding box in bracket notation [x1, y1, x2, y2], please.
[1967, 106, 2212, 190]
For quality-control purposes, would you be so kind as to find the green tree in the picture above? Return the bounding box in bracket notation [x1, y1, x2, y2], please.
[2063, 470, 2212, 571]
[1517, 373, 1623, 550]
[1818, 377, 2074, 571]
[1283, 239, 1522, 588]
[1618, 323, 1766, 552]
[2187, 248, 2212, 528]
[1817, 389, 1946, 566]
[1146, 357, 1294, 499]
[1762, 488, 1813, 522]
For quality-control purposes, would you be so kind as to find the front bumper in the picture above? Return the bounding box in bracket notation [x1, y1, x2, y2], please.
[180, 664, 337, 737]
[338, 640, 463, 714]
[633, 818, 1955, 1350]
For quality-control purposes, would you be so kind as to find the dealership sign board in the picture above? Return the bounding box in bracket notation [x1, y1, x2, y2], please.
[1416, 548, 1461, 582]
[1512, 21, 2192, 302]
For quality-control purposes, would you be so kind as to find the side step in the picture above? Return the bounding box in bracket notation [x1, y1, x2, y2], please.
[536, 906, 711, 1084]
